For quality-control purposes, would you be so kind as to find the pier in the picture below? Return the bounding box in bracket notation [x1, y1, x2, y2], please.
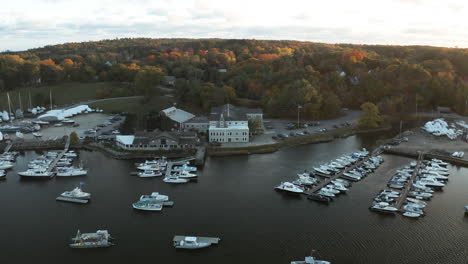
[45, 136, 70, 175]
[304, 155, 373, 195]
[3, 142, 13, 153]
[383, 147, 468, 167]
[393, 152, 424, 210]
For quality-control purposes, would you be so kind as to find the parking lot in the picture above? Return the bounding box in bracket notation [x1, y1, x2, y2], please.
[220, 110, 361, 148]
[8, 113, 124, 141]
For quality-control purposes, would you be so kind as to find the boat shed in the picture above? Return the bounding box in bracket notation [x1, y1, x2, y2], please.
[160, 107, 195, 131]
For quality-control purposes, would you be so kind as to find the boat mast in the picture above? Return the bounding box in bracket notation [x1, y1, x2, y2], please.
[28, 91, 32, 110]
[18, 92, 22, 111]
[49, 89, 53, 110]
[7, 92, 12, 123]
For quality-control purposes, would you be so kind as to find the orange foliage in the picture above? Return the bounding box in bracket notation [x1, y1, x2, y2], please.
[61, 58, 74, 67]
[257, 53, 280, 62]
[146, 55, 157, 63]
[40, 59, 57, 66]
[342, 50, 366, 64]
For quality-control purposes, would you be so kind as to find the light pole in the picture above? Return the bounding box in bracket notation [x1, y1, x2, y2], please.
[297, 105, 302, 128]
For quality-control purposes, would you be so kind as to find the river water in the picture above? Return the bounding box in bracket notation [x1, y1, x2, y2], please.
[1, 133, 468, 264]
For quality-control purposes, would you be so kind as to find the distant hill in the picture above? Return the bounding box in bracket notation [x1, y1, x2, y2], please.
[1, 38, 468, 118]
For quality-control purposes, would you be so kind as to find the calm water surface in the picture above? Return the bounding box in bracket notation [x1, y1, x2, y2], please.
[1, 133, 468, 264]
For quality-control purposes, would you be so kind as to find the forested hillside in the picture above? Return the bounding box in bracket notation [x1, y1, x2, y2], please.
[1, 38, 468, 118]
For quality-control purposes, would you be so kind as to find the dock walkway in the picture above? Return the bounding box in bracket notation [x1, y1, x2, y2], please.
[393, 152, 424, 210]
[45, 136, 70, 175]
[304, 155, 373, 195]
[3, 142, 13, 153]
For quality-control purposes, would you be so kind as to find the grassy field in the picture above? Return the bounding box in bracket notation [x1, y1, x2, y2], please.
[89, 96, 175, 114]
[0, 82, 120, 109]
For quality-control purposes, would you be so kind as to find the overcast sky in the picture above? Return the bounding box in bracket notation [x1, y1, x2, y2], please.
[1, 0, 467, 51]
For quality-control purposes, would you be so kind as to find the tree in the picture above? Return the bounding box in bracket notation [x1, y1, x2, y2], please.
[69, 131, 79, 145]
[135, 66, 164, 97]
[248, 117, 263, 135]
[358, 102, 383, 128]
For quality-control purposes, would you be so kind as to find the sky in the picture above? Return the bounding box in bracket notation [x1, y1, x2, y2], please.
[1, 0, 468, 51]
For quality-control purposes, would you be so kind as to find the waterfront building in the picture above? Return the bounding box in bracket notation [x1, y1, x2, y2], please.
[184, 116, 209, 133]
[116, 130, 198, 151]
[160, 106, 195, 131]
[208, 104, 263, 143]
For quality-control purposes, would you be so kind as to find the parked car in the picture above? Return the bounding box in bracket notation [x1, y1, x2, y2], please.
[111, 130, 120, 135]
[277, 133, 288, 139]
[303, 130, 309, 135]
[289, 131, 297, 137]
[272, 136, 278, 140]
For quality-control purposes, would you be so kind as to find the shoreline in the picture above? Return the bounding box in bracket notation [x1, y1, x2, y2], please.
[207, 125, 392, 157]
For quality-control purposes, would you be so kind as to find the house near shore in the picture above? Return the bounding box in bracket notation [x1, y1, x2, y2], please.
[208, 104, 263, 143]
[115, 130, 199, 151]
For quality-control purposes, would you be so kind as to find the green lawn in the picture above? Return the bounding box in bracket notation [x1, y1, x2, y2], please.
[0, 82, 119, 109]
[89, 96, 175, 114]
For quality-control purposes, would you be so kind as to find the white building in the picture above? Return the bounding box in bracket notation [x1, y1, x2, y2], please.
[208, 104, 263, 143]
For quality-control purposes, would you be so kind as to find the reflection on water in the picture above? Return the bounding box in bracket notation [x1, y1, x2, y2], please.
[0, 133, 468, 263]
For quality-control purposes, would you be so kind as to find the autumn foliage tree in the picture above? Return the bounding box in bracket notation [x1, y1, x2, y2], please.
[358, 102, 383, 128]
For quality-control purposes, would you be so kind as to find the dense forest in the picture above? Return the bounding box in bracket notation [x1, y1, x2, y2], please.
[1, 38, 468, 119]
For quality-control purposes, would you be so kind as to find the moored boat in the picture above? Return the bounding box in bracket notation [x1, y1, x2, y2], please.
[69, 230, 114, 248]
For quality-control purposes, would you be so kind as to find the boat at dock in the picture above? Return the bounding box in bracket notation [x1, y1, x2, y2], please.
[63, 151, 78, 158]
[275, 182, 304, 194]
[60, 186, 91, 200]
[69, 230, 114, 248]
[139, 192, 169, 202]
[173, 236, 220, 249]
[138, 170, 162, 177]
[163, 176, 189, 184]
[307, 194, 331, 203]
[173, 163, 197, 172]
[0, 161, 14, 170]
[56, 167, 87, 177]
[18, 168, 54, 178]
[370, 202, 398, 214]
[175, 170, 197, 178]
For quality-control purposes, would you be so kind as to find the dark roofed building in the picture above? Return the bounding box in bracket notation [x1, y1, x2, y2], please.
[184, 116, 209, 133]
[116, 130, 198, 151]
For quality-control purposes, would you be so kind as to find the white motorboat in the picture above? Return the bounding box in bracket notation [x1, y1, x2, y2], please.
[63, 151, 78, 158]
[403, 211, 421, 218]
[32, 132, 42, 137]
[333, 178, 350, 186]
[163, 176, 189, 184]
[18, 168, 54, 178]
[56, 167, 87, 177]
[176, 170, 197, 178]
[275, 182, 304, 194]
[329, 183, 347, 192]
[314, 167, 330, 175]
[321, 186, 340, 194]
[409, 191, 432, 199]
[173, 236, 219, 249]
[61, 186, 91, 200]
[138, 170, 162, 177]
[406, 197, 427, 206]
[291, 256, 331, 264]
[415, 179, 445, 188]
[132, 200, 163, 211]
[0, 161, 14, 170]
[139, 192, 169, 202]
[295, 174, 317, 185]
[137, 164, 163, 171]
[318, 189, 335, 197]
[173, 163, 197, 172]
[370, 202, 398, 213]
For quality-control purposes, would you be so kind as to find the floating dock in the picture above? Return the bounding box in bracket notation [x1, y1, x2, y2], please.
[173, 236, 220, 244]
[56, 196, 89, 204]
[304, 155, 373, 195]
[45, 136, 71, 175]
[392, 152, 424, 211]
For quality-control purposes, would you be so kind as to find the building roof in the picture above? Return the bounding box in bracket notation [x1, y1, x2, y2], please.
[125, 130, 198, 146]
[161, 107, 195, 123]
[210, 104, 262, 121]
[186, 116, 209, 124]
[116, 135, 135, 145]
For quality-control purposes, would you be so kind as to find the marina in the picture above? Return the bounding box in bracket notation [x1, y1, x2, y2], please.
[2, 132, 468, 263]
